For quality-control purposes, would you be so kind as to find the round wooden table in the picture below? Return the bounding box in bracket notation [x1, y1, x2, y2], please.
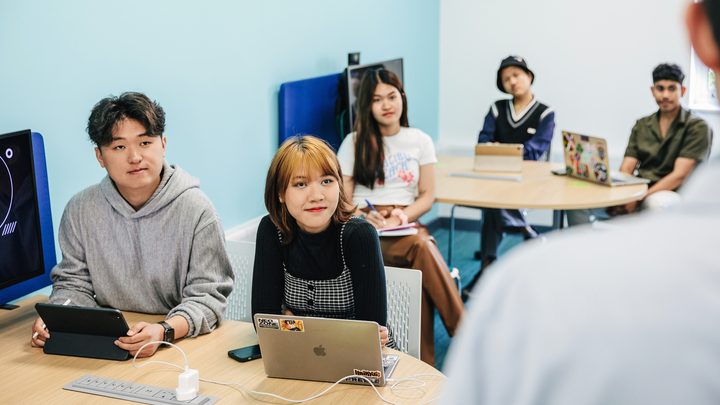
[435, 156, 647, 265]
[436, 156, 647, 210]
[1, 295, 445, 404]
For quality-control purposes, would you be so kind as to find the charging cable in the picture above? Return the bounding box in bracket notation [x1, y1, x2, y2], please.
[132, 341, 199, 401]
[131, 341, 444, 404]
[201, 374, 399, 404]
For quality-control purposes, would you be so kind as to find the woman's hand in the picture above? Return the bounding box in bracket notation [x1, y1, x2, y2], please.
[115, 322, 165, 358]
[378, 325, 390, 346]
[389, 208, 408, 225]
[30, 316, 49, 347]
[365, 210, 388, 229]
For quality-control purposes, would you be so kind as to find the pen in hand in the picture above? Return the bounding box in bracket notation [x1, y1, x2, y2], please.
[364, 199, 386, 226]
[33, 298, 71, 340]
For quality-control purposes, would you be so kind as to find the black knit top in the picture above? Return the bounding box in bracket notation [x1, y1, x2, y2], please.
[251, 215, 388, 326]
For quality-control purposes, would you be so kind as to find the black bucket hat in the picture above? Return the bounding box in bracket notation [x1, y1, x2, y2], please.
[496, 56, 534, 93]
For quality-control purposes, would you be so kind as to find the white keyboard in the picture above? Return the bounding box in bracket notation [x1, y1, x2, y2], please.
[64, 375, 218, 405]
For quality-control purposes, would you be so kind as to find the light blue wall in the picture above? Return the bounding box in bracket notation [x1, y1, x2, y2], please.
[0, 1, 440, 248]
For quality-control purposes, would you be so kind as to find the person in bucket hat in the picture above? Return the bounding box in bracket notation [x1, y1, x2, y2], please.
[463, 55, 555, 299]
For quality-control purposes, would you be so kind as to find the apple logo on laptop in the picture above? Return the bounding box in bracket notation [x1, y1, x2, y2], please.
[313, 345, 326, 356]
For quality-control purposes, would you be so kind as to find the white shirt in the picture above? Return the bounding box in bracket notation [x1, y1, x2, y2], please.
[337, 127, 437, 207]
[440, 159, 720, 405]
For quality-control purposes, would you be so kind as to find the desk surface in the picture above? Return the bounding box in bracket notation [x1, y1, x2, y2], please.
[1, 296, 444, 404]
[436, 156, 647, 210]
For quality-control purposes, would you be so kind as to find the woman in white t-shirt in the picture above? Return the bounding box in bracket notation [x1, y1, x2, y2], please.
[337, 69, 463, 366]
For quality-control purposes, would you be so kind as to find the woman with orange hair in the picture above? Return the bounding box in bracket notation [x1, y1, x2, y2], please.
[252, 135, 391, 346]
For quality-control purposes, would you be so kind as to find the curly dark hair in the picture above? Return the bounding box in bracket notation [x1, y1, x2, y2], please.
[652, 63, 685, 84]
[87, 92, 165, 147]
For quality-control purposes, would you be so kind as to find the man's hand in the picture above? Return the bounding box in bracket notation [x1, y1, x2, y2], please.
[116, 322, 165, 358]
[30, 316, 49, 348]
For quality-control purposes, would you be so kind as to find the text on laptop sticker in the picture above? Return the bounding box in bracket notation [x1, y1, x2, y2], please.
[257, 318, 279, 329]
[280, 319, 305, 332]
[350, 369, 382, 384]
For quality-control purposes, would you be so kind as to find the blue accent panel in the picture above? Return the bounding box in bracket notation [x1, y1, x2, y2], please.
[279, 73, 342, 151]
[0, 132, 56, 305]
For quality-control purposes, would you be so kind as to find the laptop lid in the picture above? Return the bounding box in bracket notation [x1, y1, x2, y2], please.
[254, 314, 390, 386]
[474, 143, 523, 173]
[562, 131, 613, 185]
[562, 131, 650, 187]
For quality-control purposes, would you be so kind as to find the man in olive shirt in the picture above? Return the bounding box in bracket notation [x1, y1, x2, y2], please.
[568, 64, 711, 224]
[616, 63, 711, 214]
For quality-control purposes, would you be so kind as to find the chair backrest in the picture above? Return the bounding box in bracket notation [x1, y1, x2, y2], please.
[384, 266, 422, 359]
[225, 240, 256, 322]
[278, 73, 343, 151]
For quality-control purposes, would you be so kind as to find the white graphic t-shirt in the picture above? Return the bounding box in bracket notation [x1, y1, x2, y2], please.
[337, 127, 437, 207]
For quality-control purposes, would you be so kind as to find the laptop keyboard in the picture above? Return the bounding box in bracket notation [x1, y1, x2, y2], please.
[382, 354, 400, 378]
[611, 171, 629, 183]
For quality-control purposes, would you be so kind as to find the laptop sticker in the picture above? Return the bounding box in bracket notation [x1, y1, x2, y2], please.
[257, 318, 280, 329]
[352, 369, 382, 384]
[280, 319, 305, 332]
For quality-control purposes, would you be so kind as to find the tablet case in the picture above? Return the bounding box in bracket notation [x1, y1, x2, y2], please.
[474, 143, 524, 173]
[35, 303, 130, 361]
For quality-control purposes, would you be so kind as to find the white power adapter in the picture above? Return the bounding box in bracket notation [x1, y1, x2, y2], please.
[176, 367, 199, 401]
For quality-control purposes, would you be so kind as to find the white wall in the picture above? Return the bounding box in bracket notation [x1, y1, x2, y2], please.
[439, 0, 719, 163]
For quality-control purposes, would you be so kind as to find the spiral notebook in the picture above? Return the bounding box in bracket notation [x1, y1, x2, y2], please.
[377, 222, 418, 237]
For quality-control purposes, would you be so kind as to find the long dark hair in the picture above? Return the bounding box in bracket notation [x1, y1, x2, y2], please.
[352, 69, 409, 189]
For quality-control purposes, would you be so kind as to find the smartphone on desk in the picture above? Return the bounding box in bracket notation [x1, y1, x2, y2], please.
[228, 344, 262, 362]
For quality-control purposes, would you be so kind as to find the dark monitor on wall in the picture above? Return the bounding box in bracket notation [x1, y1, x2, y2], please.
[0, 130, 55, 309]
[345, 58, 404, 132]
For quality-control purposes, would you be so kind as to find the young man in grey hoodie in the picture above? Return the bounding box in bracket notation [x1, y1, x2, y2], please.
[30, 92, 234, 358]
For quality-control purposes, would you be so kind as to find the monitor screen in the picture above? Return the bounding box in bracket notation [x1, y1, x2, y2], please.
[346, 58, 404, 131]
[0, 130, 49, 303]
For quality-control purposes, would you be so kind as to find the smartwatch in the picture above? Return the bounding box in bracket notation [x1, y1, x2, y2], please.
[158, 321, 175, 343]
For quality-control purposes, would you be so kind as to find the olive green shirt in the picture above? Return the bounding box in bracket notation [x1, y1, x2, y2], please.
[624, 108, 711, 185]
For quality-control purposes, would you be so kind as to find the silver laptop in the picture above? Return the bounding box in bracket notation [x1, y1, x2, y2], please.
[474, 143, 523, 173]
[254, 314, 399, 386]
[562, 131, 650, 187]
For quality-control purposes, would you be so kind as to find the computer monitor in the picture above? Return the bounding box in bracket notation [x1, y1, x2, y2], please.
[345, 58, 404, 131]
[0, 130, 55, 309]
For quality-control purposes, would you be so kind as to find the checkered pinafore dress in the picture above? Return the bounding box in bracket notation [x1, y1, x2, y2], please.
[278, 222, 355, 319]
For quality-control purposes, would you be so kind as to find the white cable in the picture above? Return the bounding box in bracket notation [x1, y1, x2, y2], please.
[131, 341, 188, 372]
[131, 341, 199, 401]
[389, 373, 446, 403]
[129, 342, 440, 404]
[200, 374, 399, 404]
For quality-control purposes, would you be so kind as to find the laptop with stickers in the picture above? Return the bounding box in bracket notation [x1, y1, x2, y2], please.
[253, 313, 399, 386]
[562, 131, 650, 187]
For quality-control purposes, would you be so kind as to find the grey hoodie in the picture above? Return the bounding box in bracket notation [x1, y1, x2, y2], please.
[49, 162, 234, 336]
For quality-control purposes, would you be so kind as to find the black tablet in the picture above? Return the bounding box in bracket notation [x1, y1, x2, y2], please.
[35, 302, 130, 361]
